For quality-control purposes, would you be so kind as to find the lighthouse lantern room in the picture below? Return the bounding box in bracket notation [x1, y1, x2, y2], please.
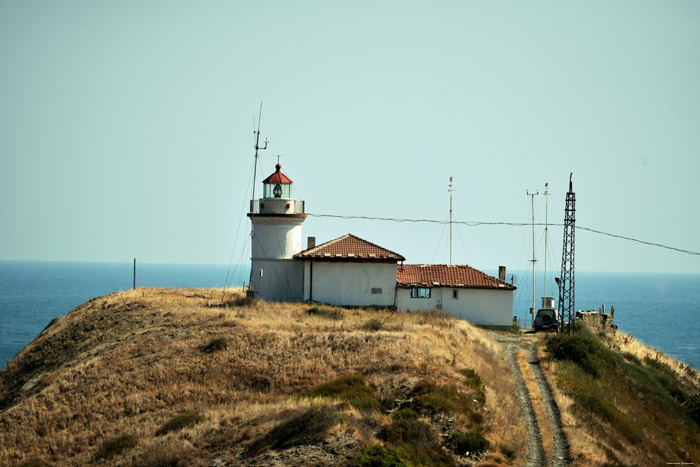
[248, 163, 306, 302]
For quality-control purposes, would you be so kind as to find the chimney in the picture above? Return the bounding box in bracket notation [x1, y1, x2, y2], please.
[307, 236, 316, 249]
[498, 266, 506, 282]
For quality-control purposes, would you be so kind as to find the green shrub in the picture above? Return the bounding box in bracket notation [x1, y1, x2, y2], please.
[307, 305, 344, 320]
[574, 394, 614, 423]
[572, 319, 586, 333]
[545, 333, 611, 378]
[378, 409, 454, 466]
[156, 412, 205, 436]
[511, 320, 521, 334]
[94, 433, 137, 460]
[461, 368, 486, 404]
[643, 356, 672, 372]
[362, 318, 384, 331]
[200, 337, 229, 353]
[233, 295, 255, 307]
[688, 393, 700, 424]
[378, 409, 434, 446]
[349, 444, 408, 466]
[499, 445, 516, 461]
[246, 405, 338, 456]
[448, 430, 490, 454]
[621, 352, 641, 365]
[412, 380, 481, 420]
[304, 374, 382, 412]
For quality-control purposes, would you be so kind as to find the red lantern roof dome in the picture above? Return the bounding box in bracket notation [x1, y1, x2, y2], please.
[262, 163, 293, 184]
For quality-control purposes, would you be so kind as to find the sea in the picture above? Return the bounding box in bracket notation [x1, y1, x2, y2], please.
[1, 261, 698, 371]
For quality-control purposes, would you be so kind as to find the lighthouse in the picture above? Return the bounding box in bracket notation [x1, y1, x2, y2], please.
[247, 163, 306, 301]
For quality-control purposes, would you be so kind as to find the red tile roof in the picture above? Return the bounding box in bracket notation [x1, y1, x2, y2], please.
[397, 264, 516, 290]
[294, 234, 406, 262]
[262, 163, 293, 184]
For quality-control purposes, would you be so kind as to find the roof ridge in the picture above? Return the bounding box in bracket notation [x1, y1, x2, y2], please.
[397, 263, 516, 290]
[300, 234, 349, 255]
[293, 233, 406, 261]
[342, 233, 405, 259]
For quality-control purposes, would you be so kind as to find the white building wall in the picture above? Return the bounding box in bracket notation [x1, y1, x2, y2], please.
[396, 287, 513, 328]
[302, 261, 397, 307]
[251, 259, 304, 302]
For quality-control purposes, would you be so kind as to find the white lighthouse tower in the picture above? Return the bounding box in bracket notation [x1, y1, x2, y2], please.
[247, 163, 306, 301]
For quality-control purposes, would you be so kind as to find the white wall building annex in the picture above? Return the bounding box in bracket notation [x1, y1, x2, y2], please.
[248, 163, 516, 329]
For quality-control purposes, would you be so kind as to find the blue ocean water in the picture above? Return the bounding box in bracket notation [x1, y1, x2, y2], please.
[0, 261, 247, 369]
[1, 261, 698, 371]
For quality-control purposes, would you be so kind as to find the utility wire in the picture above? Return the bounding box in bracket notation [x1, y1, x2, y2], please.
[306, 213, 700, 256]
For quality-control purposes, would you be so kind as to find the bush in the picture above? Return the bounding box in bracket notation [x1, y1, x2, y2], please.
[499, 445, 516, 461]
[378, 409, 454, 466]
[349, 444, 408, 467]
[448, 430, 490, 455]
[461, 368, 486, 404]
[688, 393, 700, 424]
[94, 434, 137, 460]
[233, 295, 255, 307]
[362, 318, 384, 331]
[412, 380, 480, 420]
[378, 409, 434, 447]
[304, 374, 382, 412]
[511, 320, 521, 334]
[156, 412, 205, 436]
[621, 352, 641, 365]
[200, 337, 229, 353]
[545, 333, 611, 378]
[307, 305, 344, 320]
[246, 405, 338, 456]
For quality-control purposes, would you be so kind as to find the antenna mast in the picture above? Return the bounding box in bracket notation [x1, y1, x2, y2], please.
[449, 176, 454, 265]
[249, 102, 268, 290]
[544, 183, 549, 299]
[526, 189, 539, 321]
[251, 102, 268, 202]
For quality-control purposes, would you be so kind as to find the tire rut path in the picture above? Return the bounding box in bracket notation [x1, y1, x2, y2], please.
[496, 334, 570, 466]
[522, 341, 570, 466]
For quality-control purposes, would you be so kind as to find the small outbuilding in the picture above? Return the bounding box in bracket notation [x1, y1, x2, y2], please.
[396, 264, 516, 329]
[294, 234, 406, 307]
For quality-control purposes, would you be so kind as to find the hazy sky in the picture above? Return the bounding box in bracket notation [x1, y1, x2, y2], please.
[1, 1, 699, 274]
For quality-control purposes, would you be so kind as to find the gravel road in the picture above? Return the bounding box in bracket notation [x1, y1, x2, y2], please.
[495, 334, 570, 466]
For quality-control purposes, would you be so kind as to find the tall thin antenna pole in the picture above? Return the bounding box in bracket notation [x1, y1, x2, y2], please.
[449, 176, 453, 265]
[526, 189, 539, 319]
[251, 102, 267, 203]
[544, 183, 549, 299]
[249, 102, 268, 290]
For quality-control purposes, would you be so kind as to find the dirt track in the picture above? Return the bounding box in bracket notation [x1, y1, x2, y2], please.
[495, 334, 570, 466]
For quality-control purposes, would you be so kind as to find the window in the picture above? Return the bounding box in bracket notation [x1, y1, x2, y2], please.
[410, 287, 431, 298]
[371, 287, 382, 294]
[452, 290, 458, 300]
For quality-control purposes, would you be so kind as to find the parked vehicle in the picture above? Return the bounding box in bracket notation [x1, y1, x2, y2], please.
[534, 297, 559, 332]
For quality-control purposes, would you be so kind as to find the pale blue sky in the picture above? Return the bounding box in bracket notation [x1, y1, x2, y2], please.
[1, 1, 699, 273]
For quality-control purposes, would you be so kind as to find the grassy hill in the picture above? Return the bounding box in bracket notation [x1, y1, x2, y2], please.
[0, 288, 698, 466]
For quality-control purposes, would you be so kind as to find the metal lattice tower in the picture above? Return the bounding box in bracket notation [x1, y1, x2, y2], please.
[559, 173, 576, 332]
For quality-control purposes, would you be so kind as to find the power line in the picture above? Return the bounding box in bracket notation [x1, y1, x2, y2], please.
[305, 212, 700, 256]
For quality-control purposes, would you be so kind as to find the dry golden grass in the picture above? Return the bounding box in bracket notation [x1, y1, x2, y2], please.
[538, 330, 700, 467]
[613, 331, 700, 387]
[515, 347, 554, 461]
[539, 356, 610, 467]
[0, 288, 527, 466]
